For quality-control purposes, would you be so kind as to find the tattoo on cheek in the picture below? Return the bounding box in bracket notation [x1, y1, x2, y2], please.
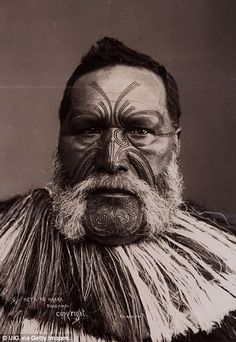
[127, 149, 155, 187]
[70, 149, 97, 184]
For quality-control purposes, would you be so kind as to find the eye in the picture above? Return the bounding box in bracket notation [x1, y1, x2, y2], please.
[80, 127, 104, 135]
[126, 127, 152, 136]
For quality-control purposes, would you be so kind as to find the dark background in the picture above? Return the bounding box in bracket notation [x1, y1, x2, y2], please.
[0, 0, 235, 222]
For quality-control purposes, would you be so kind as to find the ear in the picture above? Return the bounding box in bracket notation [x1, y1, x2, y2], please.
[175, 128, 182, 157]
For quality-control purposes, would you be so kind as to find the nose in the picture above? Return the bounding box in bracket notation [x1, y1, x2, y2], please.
[95, 128, 130, 173]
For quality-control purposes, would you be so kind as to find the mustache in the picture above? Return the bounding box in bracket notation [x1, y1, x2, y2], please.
[62, 172, 156, 201]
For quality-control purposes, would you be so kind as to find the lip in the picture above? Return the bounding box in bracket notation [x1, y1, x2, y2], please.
[96, 192, 131, 198]
[90, 188, 135, 199]
[91, 188, 134, 197]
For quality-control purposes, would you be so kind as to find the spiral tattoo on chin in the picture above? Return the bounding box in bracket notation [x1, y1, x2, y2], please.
[84, 194, 143, 245]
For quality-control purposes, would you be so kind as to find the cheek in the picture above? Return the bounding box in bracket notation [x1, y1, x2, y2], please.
[58, 136, 97, 177]
[139, 138, 174, 175]
[126, 139, 174, 188]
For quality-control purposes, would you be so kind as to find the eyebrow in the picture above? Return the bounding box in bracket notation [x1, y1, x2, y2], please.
[68, 111, 108, 129]
[121, 110, 165, 129]
[69, 110, 168, 132]
[69, 110, 103, 120]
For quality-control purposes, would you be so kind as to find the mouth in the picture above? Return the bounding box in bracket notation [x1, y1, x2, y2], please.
[90, 188, 135, 198]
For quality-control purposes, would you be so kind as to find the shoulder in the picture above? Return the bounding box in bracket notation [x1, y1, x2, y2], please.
[0, 194, 24, 214]
[0, 188, 51, 216]
[0, 188, 52, 259]
[181, 201, 236, 236]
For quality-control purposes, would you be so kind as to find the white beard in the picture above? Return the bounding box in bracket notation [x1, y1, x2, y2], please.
[50, 151, 183, 241]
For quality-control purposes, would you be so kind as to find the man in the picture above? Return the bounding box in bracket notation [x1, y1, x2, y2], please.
[0, 37, 236, 341]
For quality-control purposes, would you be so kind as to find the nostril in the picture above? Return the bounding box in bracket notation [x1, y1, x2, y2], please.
[95, 156, 129, 174]
[98, 161, 129, 174]
[110, 161, 129, 173]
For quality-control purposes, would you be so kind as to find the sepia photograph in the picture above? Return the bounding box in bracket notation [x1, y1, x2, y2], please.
[0, 1, 236, 341]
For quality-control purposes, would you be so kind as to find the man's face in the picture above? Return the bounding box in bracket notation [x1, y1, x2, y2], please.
[55, 66, 180, 245]
[59, 66, 176, 185]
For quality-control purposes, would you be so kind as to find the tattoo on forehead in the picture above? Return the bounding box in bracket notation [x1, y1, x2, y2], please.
[88, 81, 141, 124]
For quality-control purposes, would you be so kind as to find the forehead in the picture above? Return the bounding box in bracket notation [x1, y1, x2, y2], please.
[71, 65, 168, 112]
